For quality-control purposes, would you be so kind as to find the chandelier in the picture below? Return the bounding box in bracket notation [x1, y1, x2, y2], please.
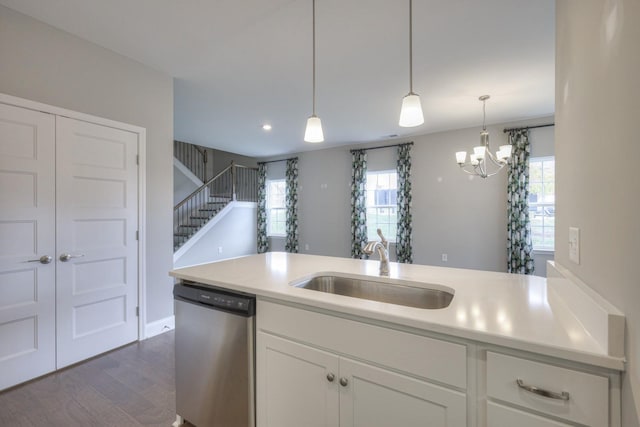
[455, 95, 512, 178]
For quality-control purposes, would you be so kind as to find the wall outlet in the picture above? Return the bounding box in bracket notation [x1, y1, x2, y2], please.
[442, 253, 448, 262]
[305, 243, 310, 251]
[569, 227, 580, 264]
[218, 246, 223, 254]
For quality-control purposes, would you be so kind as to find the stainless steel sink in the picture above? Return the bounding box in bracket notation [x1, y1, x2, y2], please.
[293, 275, 454, 309]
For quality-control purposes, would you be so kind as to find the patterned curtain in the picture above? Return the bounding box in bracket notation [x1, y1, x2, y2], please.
[507, 129, 535, 274]
[285, 158, 299, 253]
[396, 143, 413, 263]
[256, 162, 269, 254]
[350, 150, 368, 258]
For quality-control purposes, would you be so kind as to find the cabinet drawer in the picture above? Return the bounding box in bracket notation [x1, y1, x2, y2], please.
[487, 401, 572, 427]
[486, 352, 609, 426]
[258, 300, 467, 389]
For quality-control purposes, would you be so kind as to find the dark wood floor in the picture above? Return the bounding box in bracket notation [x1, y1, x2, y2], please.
[0, 331, 179, 427]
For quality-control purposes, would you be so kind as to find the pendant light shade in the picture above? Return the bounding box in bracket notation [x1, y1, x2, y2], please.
[399, 0, 424, 128]
[304, 0, 324, 143]
[399, 93, 424, 127]
[304, 115, 324, 143]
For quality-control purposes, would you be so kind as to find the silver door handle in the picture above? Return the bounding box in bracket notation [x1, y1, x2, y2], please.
[59, 253, 85, 262]
[27, 255, 53, 264]
[516, 379, 570, 401]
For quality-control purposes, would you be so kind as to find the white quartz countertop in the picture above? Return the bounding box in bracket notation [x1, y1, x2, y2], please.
[169, 253, 625, 371]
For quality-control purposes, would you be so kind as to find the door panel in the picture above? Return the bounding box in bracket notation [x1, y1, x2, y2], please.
[55, 116, 139, 368]
[257, 332, 340, 427]
[339, 358, 467, 427]
[0, 103, 56, 390]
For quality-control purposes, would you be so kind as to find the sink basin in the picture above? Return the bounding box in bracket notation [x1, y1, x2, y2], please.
[292, 275, 454, 309]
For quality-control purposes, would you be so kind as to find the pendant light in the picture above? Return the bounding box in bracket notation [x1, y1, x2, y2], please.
[304, 0, 324, 143]
[399, 0, 424, 127]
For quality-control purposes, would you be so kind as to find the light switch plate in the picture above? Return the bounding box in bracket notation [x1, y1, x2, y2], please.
[569, 227, 580, 264]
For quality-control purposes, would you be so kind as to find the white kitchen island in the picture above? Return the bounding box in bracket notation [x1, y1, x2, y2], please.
[170, 253, 625, 427]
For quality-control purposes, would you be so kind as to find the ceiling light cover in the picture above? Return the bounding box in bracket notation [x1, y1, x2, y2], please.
[304, 115, 324, 143]
[399, 93, 424, 127]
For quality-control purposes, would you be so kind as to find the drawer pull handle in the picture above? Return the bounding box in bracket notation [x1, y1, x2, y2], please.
[516, 379, 570, 401]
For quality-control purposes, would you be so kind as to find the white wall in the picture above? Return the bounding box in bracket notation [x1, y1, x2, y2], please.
[263, 117, 554, 274]
[556, 1, 640, 424]
[0, 6, 175, 323]
[173, 204, 257, 268]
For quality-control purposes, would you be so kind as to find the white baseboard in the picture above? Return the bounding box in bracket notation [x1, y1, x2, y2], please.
[144, 315, 175, 339]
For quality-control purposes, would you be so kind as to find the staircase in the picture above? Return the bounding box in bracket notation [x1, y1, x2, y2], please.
[174, 161, 258, 251]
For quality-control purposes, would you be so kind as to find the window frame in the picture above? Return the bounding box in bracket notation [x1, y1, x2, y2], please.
[365, 170, 398, 243]
[266, 179, 286, 237]
[528, 156, 555, 252]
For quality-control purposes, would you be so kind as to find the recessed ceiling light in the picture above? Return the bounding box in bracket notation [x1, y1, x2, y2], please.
[262, 124, 272, 131]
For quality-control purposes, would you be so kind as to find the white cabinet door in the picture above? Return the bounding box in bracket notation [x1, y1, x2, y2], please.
[339, 358, 467, 427]
[55, 117, 139, 368]
[0, 104, 56, 390]
[257, 332, 339, 427]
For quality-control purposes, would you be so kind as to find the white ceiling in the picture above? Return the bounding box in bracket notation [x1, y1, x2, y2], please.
[0, 0, 555, 157]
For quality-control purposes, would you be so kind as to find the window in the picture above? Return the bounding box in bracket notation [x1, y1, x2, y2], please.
[529, 157, 555, 251]
[267, 179, 286, 236]
[366, 171, 397, 242]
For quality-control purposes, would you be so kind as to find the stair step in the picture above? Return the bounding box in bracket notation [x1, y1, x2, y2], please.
[179, 224, 200, 228]
[174, 233, 191, 237]
[190, 216, 211, 220]
[198, 209, 217, 212]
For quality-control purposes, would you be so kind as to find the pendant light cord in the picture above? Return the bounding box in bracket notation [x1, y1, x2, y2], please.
[409, 0, 413, 94]
[312, 0, 317, 116]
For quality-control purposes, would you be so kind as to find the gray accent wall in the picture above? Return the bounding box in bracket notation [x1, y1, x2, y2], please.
[0, 6, 175, 323]
[556, 1, 640, 425]
[173, 204, 257, 268]
[263, 118, 554, 274]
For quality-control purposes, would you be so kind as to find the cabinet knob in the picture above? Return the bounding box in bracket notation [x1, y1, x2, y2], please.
[326, 373, 335, 383]
[339, 377, 348, 387]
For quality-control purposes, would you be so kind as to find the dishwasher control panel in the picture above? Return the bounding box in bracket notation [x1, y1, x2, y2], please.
[174, 281, 256, 316]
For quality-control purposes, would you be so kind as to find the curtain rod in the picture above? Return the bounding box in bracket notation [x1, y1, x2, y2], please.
[350, 141, 413, 153]
[258, 156, 298, 165]
[503, 123, 554, 133]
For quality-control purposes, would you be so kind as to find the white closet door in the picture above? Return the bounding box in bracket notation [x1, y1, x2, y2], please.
[55, 116, 139, 368]
[0, 104, 56, 390]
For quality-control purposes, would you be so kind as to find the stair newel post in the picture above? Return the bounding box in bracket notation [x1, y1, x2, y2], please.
[231, 161, 237, 201]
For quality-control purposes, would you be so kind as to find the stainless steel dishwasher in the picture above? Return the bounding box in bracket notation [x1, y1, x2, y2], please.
[174, 280, 256, 427]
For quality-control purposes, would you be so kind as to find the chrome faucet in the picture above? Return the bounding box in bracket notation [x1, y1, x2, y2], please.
[363, 229, 390, 276]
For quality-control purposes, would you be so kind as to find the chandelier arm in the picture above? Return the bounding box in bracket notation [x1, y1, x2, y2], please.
[485, 150, 506, 167]
[458, 158, 508, 179]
